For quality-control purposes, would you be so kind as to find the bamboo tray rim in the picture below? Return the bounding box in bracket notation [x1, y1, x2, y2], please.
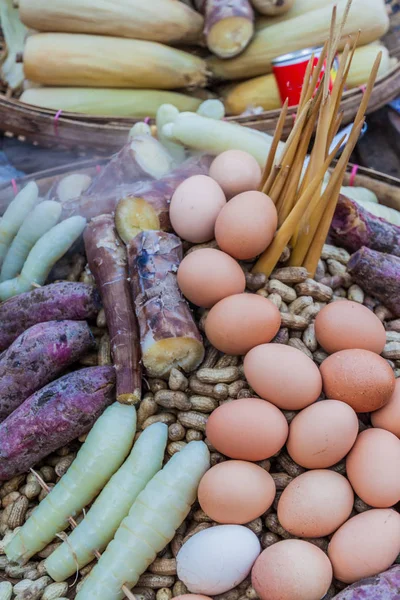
[1, 58, 399, 127]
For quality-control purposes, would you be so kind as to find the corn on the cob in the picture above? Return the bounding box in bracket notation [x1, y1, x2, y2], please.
[251, 0, 294, 16]
[23, 33, 208, 89]
[222, 43, 393, 115]
[209, 0, 389, 81]
[19, 88, 202, 117]
[18, 0, 204, 44]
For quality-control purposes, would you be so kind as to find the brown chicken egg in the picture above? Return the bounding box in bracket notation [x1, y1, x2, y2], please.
[277, 470, 354, 537]
[315, 300, 386, 354]
[252, 540, 333, 600]
[209, 150, 262, 199]
[214, 191, 277, 260]
[177, 248, 246, 308]
[328, 509, 400, 583]
[244, 344, 322, 410]
[170, 175, 226, 243]
[206, 398, 289, 461]
[205, 294, 281, 355]
[286, 399, 359, 468]
[371, 378, 400, 437]
[346, 428, 400, 507]
[198, 461, 276, 524]
[320, 349, 395, 412]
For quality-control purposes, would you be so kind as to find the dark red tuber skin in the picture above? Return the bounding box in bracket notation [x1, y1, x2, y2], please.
[62, 154, 212, 220]
[348, 247, 400, 317]
[0, 366, 115, 480]
[0, 282, 101, 352]
[0, 320, 94, 422]
[332, 565, 400, 599]
[84, 215, 142, 405]
[330, 195, 400, 257]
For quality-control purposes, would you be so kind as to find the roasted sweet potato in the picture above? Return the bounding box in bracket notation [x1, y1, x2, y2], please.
[332, 565, 400, 599]
[0, 282, 101, 352]
[0, 320, 94, 422]
[0, 366, 115, 480]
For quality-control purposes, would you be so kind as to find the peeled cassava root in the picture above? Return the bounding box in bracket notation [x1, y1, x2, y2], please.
[194, 0, 254, 59]
[18, 0, 204, 44]
[20, 88, 202, 117]
[255, 0, 334, 29]
[208, 0, 389, 80]
[23, 33, 208, 89]
[127, 231, 205, 378]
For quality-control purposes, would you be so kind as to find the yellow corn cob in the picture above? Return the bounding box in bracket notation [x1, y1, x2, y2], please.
[18, 0, 204, 44]
[19, 88, 202, 117]
[209, 0, 389, 81]
[23, 33, 208, 89]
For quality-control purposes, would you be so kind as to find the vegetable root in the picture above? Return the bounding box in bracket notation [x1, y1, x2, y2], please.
[156, 105, 186, 165]
[331, 565, 400, 599]
[0, 366, 116, 483]
[127, 231, 205, 378]
[0, 200, 62, 282]
[0, 282, 101, 352]
[5, 401, 136, 563]
[330, 194, 400, 257]
[67, 153, 212, 223]
[84, 215, 142, 405]
[0, 182, 39, 268]
[251, 0, 294, 16]
[0, 216, 87, 301]
[45, 423, 168, 582]
[347, 247, 400, 318]
[75, 441, 210, 600]
[0, 320, 94, 422]
[194, 0, 254, 59]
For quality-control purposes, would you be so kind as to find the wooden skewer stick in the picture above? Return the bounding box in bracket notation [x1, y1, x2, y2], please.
[260, 99, 289, 194]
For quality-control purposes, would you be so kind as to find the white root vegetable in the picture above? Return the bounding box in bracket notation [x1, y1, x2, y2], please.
[0, 216, 86, 301]
[45, 423, 168, 582]
[55, 174, 92, 204]
[162, 112, 281, 166]
[0, 201, 62, 282]
[0, 182, 39, 268]
[340, 186, 379, 204]
[76, 441, 210, 600]
[251, 0, 294, 16]
[156, 105, 186, 165]
[128, 122, 152, 139]
[5, 402, 137, 565]
[196, 99, 225, 120]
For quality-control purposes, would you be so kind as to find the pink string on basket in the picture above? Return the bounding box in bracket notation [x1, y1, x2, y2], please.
[54, 110, 62, 136]
[11, 179, 18, 196]
[349, 164, 359, 187]
[95, 165, 102, 174]
[359, 85, 367, 94]
[144, 116, 150, 124]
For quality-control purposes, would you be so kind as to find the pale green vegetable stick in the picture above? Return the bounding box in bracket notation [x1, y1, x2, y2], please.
[156, 104, 186, 164]
[45, 423, 168, 582]
[6, 403, 137, 565]
[162, 112, 283, 167]
[0, 215, 86, 301]
[196, 99, 225, 120]
[0, 182, 39, 268]
[128, 122, 152, 139]
[76, 441, 210, 600]
[0, 201, 62, 282]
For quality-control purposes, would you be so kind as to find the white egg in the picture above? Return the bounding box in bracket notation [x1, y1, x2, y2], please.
[177, 524, 261, 595]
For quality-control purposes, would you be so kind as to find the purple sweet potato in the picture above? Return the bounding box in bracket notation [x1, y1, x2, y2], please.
[0, 366, 115, 480]
[348, 247, 400, 318]
[0, 320, 94, 422]
[330, 194, 400, 257]
[332, 565, 400, 599]
[0, 281, 101, 352]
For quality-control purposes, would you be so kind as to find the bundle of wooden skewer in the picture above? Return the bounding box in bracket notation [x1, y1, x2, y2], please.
[253, 0, 382, 278]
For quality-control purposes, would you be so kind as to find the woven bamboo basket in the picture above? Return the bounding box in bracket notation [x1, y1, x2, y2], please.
[0, 0, 399, 153]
